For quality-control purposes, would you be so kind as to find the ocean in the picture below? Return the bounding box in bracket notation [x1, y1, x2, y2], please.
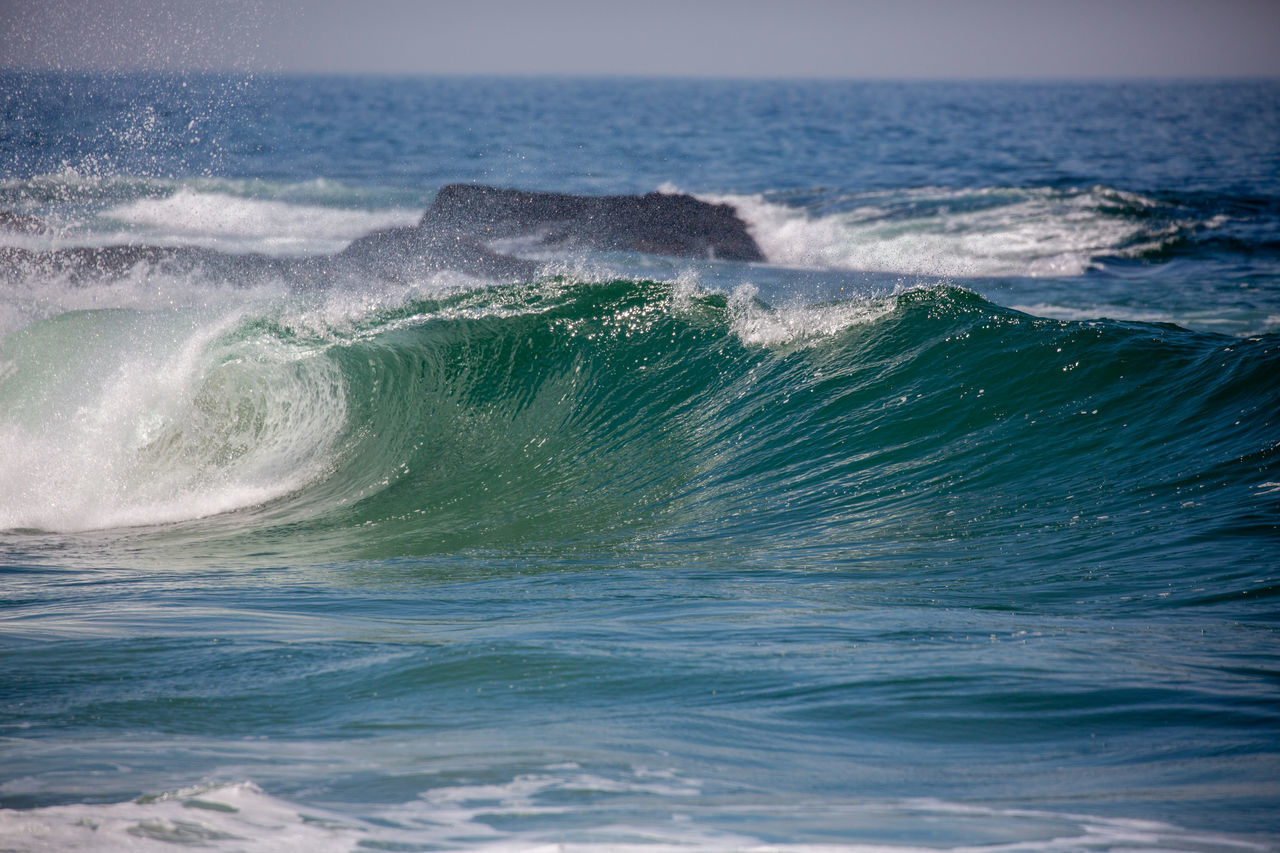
[1, 72, 1278, 851]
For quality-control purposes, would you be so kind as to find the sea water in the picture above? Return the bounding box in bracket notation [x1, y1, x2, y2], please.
[1, 73, 1278, 851]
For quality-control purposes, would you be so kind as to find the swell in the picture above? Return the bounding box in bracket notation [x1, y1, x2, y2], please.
[274, 281, 1280, 572]
[3, 279, 1276, 579]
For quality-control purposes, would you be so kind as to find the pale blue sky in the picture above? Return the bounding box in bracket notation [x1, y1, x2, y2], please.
[3, 0, 1279, 78]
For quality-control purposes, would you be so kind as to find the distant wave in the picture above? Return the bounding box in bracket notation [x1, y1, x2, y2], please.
[102, 188, 419, 255]
[704, 185, 1192, 277]
[0, 172, 422, 254]
[2, 175, 1210, 277]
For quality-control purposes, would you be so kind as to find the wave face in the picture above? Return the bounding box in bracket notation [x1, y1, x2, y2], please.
[0, 300, 347, 531]
[3, 274, 1274, 568]
[3, 75, 1280, 852]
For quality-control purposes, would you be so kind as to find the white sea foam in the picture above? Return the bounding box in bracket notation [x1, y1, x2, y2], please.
[0, 304, 348, 532]
[102, 188, 419, 255]
[0, 783, 361, 853]
[707, 187, 1176, 278]
[0, 779, 1266, 852]
[0, 265, 570, 534]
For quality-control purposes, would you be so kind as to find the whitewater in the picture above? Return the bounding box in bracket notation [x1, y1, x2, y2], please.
[1, 74, 1278, 852]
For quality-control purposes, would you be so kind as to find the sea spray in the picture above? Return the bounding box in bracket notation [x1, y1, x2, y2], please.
[0, 303, 348, 531]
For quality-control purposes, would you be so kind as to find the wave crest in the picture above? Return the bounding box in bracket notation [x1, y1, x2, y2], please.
[713, 185, 1185, 277]
[0, 307, 347, 532]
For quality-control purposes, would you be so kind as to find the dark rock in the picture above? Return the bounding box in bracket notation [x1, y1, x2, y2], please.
[423, 185, 764, 262]
[0, 186, 763, 284]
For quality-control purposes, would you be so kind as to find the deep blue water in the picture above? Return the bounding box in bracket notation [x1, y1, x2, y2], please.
[1, 73, 1278, 851]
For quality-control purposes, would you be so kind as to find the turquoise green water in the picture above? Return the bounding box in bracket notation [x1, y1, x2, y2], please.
[2, 74, 1278, 850]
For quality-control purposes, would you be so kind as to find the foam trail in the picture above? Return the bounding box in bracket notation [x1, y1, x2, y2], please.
[0, 783, 365, 853]
[0, 780, 1266, 852]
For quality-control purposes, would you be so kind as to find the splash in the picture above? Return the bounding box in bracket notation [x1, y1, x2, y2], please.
[0, 305, 348, 532]
[711, 186, 1182, 277]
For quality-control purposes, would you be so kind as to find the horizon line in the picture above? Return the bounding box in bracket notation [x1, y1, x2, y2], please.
[4, 66, 1280, 85]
